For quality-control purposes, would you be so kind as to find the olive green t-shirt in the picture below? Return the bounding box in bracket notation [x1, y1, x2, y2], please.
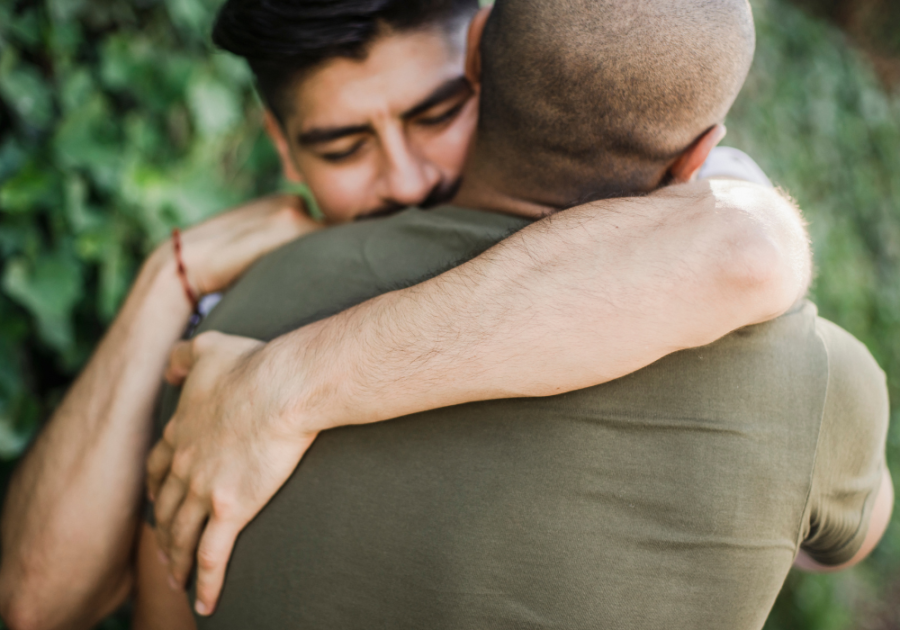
[156, 206, 889, 630]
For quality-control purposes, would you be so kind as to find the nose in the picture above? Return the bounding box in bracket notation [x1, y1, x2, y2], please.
[378, 126, 440, 207]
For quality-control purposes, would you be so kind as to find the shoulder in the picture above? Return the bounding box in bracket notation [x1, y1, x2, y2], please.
[199, 207, 526, 339]
[251, 206, 526, 281]
[815, 318, 889, 425]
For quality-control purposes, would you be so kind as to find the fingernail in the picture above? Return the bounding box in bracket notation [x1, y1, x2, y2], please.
[158, 549, 169, 565]
[195, 600, 210, 616]
[168, 574, 181, 591]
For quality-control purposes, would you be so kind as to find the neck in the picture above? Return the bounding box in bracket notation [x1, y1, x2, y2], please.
[450, 144, 558, 220]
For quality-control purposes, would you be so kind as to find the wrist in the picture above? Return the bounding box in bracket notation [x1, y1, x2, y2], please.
[267, 309, 375, 435]
[130, 245, 195, 326]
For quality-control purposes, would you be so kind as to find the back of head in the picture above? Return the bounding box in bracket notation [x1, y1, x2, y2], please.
[213, 0, 479, 122]
[476, 0, 756, 206]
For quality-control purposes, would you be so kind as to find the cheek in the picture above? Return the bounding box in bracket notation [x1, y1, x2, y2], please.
[301, 165, 377, 222]
[423, 105, 479, 178]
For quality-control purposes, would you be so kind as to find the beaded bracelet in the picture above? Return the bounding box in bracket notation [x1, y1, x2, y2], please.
[171, 228, 199, 312]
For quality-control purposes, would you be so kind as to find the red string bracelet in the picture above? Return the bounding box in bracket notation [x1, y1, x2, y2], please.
[171, 228, 199, 312]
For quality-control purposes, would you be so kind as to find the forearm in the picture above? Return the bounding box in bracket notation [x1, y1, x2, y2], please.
[274, 180, 809, 430]
[0, 250, 192, 629]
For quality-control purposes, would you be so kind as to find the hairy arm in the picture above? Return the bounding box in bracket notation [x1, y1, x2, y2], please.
[150, 178, 813, 614]
[306, 179, 810, 420]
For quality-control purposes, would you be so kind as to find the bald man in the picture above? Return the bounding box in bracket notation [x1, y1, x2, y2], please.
[137, 0, 891, 628]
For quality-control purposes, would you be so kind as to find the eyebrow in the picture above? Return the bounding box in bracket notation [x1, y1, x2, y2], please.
[296, 75, 471, 147]
[401, 75, 471, 120]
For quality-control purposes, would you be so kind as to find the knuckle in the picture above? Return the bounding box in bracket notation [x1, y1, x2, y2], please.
[170, 451, 193, 478]
[194, 331, 222, 348]
[275, 204, 301, 222]
[187, 477, 208, 500]
[210, 490, 237, 520]
[196, 546, 219, 572]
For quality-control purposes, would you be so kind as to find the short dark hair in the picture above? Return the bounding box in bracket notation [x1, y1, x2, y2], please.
[212, 0, 480, 122]
[476, 0, 756, 206]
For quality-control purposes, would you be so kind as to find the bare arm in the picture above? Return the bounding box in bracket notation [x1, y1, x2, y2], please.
[0, 195, 319, 630]
[0, 253, 192, 630]
[304, 179, 810, 420]
[148, 178, 813, 614]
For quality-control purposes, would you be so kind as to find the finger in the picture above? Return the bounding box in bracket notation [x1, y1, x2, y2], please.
[146, 440, 175, 503]
[165, 340, 196, 386]
[193, 517, 243, 616]
[167, 495, 210, 587]
[153, 473, 188, 555]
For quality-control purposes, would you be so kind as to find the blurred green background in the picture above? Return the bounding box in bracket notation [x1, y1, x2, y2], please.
[0, 0, 898, 627]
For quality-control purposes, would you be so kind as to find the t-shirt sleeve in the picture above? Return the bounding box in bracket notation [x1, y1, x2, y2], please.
[800, 318, 890, 566]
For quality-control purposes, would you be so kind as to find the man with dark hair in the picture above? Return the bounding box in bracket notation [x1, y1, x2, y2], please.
[213, 0, 484, 219]
[131, 0, 888, 628]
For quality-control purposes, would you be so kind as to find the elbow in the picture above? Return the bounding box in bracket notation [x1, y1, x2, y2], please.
[711, 185, 811, 322]
[719, 219, 808, 323]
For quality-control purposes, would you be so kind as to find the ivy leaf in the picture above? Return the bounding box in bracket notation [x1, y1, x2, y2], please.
[2, 8, 42, 48]
[53, 94, 122, 190]
[165, 0, 212, 37]
[0, 61, 55, 130]
[46, 0, 88, 23]
[187, 74, 241, 137]
[2, 250, 83, 352]
[0, 137, 26, 183]
[0, 162, 61, 214]
[59, 68, 94, 114]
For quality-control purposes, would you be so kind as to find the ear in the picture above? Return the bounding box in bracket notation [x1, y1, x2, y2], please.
[263, 109, 305, 183]
[464, 6, 492, 92]
[668, 124, 727, 183]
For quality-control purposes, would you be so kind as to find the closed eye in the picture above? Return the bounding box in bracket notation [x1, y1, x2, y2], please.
[415, 99, 468, 127]
[319, 139, 366, 163]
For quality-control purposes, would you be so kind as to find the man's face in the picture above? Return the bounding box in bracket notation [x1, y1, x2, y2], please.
[272, 27, 478, 222]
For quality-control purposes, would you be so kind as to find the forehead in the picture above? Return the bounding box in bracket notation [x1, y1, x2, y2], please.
[285, 28, 467, 130]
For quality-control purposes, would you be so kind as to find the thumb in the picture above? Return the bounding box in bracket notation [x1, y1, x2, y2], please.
[165, 340, 197, 386]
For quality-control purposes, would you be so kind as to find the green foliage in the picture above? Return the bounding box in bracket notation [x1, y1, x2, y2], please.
[0, 0, 897, 628]
[0, 0, 281, 458]
[727, 0, 900, 627]
[790, 0, 900, 58]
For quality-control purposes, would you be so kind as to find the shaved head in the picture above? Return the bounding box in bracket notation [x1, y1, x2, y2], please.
[475, 0, 756, 206]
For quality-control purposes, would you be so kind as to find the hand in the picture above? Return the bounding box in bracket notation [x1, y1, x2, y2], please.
[146, 331, 319, 616]
[150, 194, 323, 296]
